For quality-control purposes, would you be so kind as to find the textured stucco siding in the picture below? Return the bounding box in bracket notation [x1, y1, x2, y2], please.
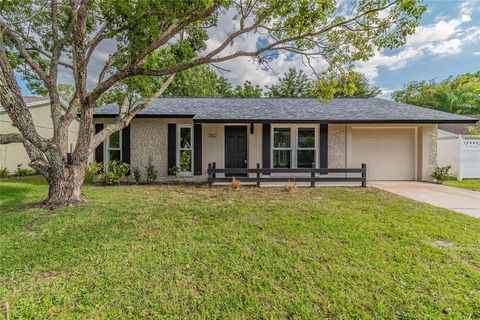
[129, 118, 200, 182]
[421, 124, 438, 181]
[91, 119, 439, 183]
[328, 124, 346, 168]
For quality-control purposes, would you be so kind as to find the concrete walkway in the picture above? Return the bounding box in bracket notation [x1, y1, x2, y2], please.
[371, 181, 480, 218]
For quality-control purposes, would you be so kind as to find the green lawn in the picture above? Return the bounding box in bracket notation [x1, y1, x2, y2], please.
[445, 179, 480, 192]
[1, 177, 480, 319]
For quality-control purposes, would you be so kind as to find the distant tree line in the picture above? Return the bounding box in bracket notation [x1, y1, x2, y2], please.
[393, 71, 480, 114]
[55, 67, 381, 105]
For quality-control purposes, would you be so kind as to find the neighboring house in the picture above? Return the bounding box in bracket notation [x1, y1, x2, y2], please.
[438, 115, 480, 179]
[0, 97, 80, 171]
[93, 97, 476, 183]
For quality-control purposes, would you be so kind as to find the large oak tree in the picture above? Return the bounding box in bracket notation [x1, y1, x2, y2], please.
[0, 0, 425, 206]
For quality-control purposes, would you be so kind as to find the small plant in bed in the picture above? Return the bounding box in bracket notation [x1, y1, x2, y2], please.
[145, 157, 158, 182]
[0, 167, 9, 178]
[430, 165, 451, 184]
[14, 166, 36, 177]
[132, 167, 141, 184]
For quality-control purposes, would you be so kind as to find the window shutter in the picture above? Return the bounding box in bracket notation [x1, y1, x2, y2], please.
[262, 123, 271, 170]
[167, 123, 176, 175]
[193, 124, 202, 175]
[122, 125, 131, 174]
[94, 123, 104, 164]
[320, 124, 328, 169]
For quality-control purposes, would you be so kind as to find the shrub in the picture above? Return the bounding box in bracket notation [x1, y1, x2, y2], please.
[145, 157, 158, 182]
[230, 177, 241, 191]
[14, 167, 36, 176]
[87, 161, 103, 176]
[132, 167, 141, 184]
[0, 167, 9, 177]
[109, 160, 130, 178]
[168, 165, 179, 176]
[285, 181, 297, 192]
[431, 165, 451, 184]
[98, 161, 130, 185]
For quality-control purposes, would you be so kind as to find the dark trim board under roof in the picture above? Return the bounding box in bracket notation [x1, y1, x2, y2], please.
[93, 97, 478, 124]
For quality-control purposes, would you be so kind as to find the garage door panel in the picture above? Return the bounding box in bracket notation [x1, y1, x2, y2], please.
[352, 128, 415, 181]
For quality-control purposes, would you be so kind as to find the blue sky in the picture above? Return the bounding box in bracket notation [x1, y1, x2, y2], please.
[18, 0, 480, 99]
[366, 0, 480, 97]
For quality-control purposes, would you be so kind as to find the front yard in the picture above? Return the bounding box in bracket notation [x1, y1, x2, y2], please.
[445, 179, 480, 192]
[1, 177, 480, 318]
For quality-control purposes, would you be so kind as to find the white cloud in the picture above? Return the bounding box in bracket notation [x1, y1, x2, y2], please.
[356, 0, 480, 81]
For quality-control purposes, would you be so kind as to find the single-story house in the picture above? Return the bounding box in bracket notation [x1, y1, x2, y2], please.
[0, 97, 80, 171]
[437, 115, 480, 179]
[93, 97, 476, 183]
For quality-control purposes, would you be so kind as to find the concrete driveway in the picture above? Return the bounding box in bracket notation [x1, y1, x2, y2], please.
[371, 181, 480, 218]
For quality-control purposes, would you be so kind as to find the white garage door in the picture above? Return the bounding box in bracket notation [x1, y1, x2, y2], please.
[351, 128, 416, 181]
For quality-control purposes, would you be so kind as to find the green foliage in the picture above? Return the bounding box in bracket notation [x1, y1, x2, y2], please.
[14, 167, 36, 177]
[314, 70, 382, 100]
[266, 69, 380, 99]
[179, 150, 192, 172]
[145, 157, 158, 182]
[266, 68, 314, 97]
[165, 65, 233, 97]
[98, 161, 130, 185]
[0, 167, 10, 177]
[6, 0, 425, 105]
[168, 165, 180, 176]
[393, 71, 480, 114]
[87, 161, 103, 176]
[233, 81, 262, 98]
[57, 83, 75, 102]
[466, 126, 480, 136]
[132, 167, 141, 183]
[431, 166, 451, 184]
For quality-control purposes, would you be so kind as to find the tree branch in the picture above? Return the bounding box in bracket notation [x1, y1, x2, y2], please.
[90, 73, 176, 151]
[0, 18, 49, 84]
[0, 133, 23, 144]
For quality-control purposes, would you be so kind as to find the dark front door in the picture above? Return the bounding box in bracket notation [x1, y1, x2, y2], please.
[225, 126, 247, 177]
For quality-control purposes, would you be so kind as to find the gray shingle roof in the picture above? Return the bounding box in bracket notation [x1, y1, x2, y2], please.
[93, 97, 477, 123]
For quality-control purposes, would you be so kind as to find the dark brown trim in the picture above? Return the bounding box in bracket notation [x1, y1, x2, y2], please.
[262, 123, 271, 170]
[93, 114, 194, 119]
[193, 124, 202, 176]
[320, 124, 328, 169]
[94, 123, 104, 164]
[92, 114, 477, 124]
[167, 124, 176, 175]
[194, 119, 478, 124]
[207, 163, 367, 187]
[122, 125, 130, 164]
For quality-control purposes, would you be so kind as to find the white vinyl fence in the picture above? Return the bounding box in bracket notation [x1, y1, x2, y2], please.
[459, 136, 480, 179]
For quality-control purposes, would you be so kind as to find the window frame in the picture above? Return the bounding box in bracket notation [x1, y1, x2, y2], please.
[105, 129, 122, 171]
[271, 125, 319, 169]
[296, 126, 317, 168]
[177, 124, 194, 174]
[272, 126, 293, 169]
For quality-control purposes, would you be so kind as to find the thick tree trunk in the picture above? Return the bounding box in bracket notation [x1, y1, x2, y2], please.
[44, 164, 87, 207]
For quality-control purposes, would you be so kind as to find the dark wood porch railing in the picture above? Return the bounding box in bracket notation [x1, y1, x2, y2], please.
[207, 163, 367, 187]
